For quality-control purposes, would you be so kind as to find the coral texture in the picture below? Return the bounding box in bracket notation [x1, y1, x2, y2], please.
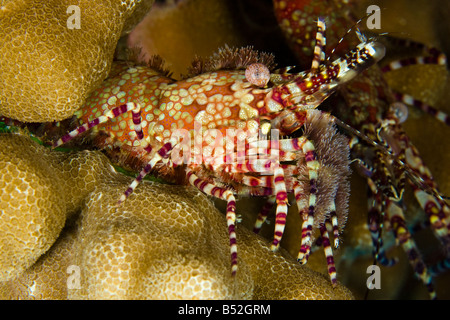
[0, 133, 118, 280]
[0, 134, 66, 280]
[0, 133, 353, 299]
[0, 0, 154, 122]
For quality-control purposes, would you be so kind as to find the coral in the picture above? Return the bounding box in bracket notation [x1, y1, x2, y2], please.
[0, 0, 154, 122]
[0, 132, 121, 281]
[0, 223, 78, 300]
[0, 133, 353, 299]
[0, 134, 66, 280]
[71, 181, 352, 299]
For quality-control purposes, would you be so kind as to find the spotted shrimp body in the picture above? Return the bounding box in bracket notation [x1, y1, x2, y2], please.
[53, 20, 385, 285]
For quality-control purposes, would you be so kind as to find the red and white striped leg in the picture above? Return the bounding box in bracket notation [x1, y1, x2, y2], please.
[381, 45, 446, 73]
[223, 167, 291, 252]
[53, 102, 145, 148]
[326, 202, 340, 248]
[51, 101, 167, 206]
[319, 223, 337, 286]
[414, 187, 450, 248]
[295, 139, 321, 264]
[310, 17, 327, 74]
[270, 166, 289, 251]
[186, 168, 238, 276]
[402, 139, 450, 248]
[293, 180, 312, 263]
[117, 137, 178, 206]
[366, 178, 398, 267]
[386, 199, 436, 299]
[380, 43, 449, 126]
[243, 135, 321, 257]
[129, 102, 153, 153]
[392, 92, 450, 126]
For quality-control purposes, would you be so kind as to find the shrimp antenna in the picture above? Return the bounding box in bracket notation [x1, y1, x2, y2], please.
[328, 6, 387, 60]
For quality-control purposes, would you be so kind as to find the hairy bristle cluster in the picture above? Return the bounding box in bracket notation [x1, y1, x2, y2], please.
[124, 46, 173, 78]
[302, 110, 351, 236]
[183, 45, 276, 78]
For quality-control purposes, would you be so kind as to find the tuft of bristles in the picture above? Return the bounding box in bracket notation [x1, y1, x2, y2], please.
[183, 45, 277, 79]
[124, 46, 174, 78]
[298, 110, 351, 236]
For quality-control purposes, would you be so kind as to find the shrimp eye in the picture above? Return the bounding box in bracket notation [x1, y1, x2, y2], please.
[245, 63, 271, 87]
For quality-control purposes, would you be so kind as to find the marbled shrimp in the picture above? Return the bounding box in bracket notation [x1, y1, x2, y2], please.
[53, 19, 386, 286]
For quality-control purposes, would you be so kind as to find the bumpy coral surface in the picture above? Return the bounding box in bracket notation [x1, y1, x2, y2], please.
[0, 134, 66, 280]
[0, 0, 154, 122]
[0, 133, 353, 299]
[0, 223, 78, 300]
[0, 132, 122, 281]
